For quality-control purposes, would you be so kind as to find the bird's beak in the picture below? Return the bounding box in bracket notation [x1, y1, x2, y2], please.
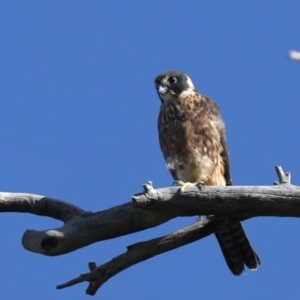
[158, 85, 168, 95]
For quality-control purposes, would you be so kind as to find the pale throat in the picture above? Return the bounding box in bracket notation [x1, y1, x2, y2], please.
[179, 76, 196, 99]
[179, 87, 195, 99]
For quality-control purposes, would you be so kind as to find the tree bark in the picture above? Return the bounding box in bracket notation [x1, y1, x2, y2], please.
[0, 166, 298, 295]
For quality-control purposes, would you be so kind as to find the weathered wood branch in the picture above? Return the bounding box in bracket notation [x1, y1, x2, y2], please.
[0, 166, 299, 295]
[57, 216, 217, 295]
[1, 182, 300, 255]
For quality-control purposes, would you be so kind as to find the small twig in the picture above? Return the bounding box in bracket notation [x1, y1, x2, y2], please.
[133, 181, 164, 208]
[274, 165, 291, 185]
[57, 262, 103, 290]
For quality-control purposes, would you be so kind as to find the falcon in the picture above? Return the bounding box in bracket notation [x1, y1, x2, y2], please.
[154, 70, 260, 275]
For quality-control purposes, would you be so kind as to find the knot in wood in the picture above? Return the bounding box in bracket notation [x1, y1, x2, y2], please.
[132, 181, 161, 208]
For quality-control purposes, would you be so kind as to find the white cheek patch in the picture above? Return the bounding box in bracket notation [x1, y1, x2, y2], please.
[186, 76, 195, 89]
[179, 75, 196, 98]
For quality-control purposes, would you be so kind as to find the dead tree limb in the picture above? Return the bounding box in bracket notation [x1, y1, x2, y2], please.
[1, 181, 300, 256]
[57, 216, 217, 295]
[0, 166, 299, 295]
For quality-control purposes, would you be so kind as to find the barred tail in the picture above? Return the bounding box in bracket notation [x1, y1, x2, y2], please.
[214, 217, 260, 275]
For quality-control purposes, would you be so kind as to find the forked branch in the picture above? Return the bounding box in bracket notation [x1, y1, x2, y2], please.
[57, 216, 217, 295]
[0, 166, 299, 295]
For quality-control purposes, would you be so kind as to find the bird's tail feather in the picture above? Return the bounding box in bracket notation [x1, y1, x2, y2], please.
[214, 217, 260, 275]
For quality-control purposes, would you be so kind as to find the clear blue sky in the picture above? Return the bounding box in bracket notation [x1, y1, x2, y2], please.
[1, 1, 300, 299]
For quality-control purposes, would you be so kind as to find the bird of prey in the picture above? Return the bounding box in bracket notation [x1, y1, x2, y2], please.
[154, 70, 260, 275]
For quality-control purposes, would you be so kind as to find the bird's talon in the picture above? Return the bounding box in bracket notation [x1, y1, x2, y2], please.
[174, 181, 196, 193]
[196, 181, 205, 190]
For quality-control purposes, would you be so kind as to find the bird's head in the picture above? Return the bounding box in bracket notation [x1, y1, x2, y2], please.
[154, 71, 196, 103]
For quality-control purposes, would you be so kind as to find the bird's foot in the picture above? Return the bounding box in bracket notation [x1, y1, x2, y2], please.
[174, 181, 205, 193]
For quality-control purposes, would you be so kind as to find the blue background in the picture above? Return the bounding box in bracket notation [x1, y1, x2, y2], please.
[1, 1, 300, 299]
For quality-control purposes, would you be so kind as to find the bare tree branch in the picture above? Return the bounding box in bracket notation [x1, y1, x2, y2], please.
[1, 182, 299, 255]
[57, 216, 217, 295]
[1, 166, 300, 295]
[0, 193, 85, 220]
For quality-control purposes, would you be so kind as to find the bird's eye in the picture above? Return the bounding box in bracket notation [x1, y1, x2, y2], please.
[169, 76, 177, 84]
